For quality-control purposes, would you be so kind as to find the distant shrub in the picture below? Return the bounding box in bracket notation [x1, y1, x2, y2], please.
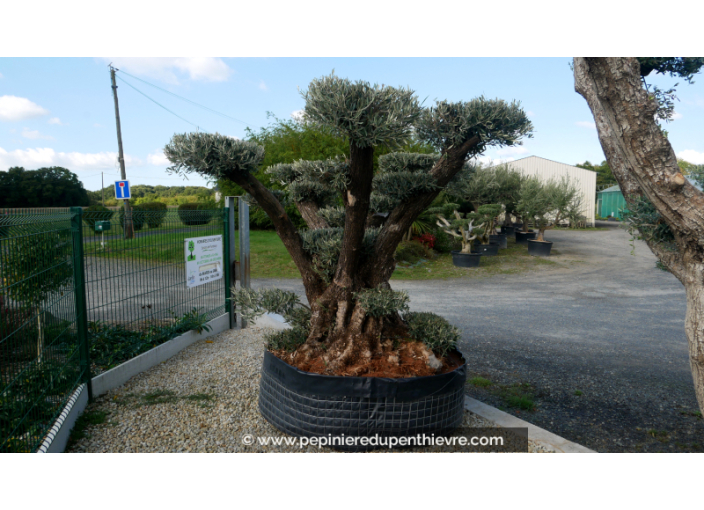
[118, 205, 146, 231]
[395, 240, 434, 264]
[404, 311, 460, 357]
[178, 203, 214, 226]
[139, 201, 168, 228]
[431, 227, 461, 254]
[82, 205, 114, 230]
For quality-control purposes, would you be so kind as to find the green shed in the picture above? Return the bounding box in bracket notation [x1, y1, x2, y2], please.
[597, 185, 627, 219]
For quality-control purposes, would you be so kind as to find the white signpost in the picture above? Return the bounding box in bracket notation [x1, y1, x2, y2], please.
[185, 235, 224, 288]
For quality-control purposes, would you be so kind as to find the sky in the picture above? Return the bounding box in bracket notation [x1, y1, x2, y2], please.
[1, 57, 704, 192]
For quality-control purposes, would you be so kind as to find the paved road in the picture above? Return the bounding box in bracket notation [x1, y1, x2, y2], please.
[252, 224, 703, 452]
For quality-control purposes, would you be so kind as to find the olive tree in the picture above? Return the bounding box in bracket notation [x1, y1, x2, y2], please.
[574, 58, 704, 413]
[164, 75, 532, 371]
[517, 177, 580, 242]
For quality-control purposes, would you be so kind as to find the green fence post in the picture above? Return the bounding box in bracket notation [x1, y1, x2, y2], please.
[70, 207, 93, 401]
[223, 207, 233, 329]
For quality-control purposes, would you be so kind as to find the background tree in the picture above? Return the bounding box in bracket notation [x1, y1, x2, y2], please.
[573, 57, 704, 415]
[517, 177, 580, 242]
[575, 160, 617, 189]
[0, 167, 89, 208]
[165, 74, 532, 372]
[2, 229, 73, 361]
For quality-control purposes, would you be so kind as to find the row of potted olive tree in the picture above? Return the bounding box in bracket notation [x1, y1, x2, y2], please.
[435, 163, 582, 266]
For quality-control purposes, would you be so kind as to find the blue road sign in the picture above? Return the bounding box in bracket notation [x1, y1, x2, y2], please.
[115, 180, 131, 199]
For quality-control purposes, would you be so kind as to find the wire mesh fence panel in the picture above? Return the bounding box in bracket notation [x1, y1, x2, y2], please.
[0, 208, 85, 452]
[81, 208, 226, 373]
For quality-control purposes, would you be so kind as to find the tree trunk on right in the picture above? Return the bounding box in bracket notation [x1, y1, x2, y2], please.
[574, 57, 704, 415]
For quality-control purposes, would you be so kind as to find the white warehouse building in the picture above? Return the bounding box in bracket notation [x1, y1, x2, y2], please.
[501, 156, 597, 227]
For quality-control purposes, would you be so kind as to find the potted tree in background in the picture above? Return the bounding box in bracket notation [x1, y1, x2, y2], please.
[474, 204, 504, 253]
[515, 177, 541, 244]
[492, 164, 525, 236]
[518, 177, 580, 256]
[435, 209, 485, 267]
[164, 74, 532, 448]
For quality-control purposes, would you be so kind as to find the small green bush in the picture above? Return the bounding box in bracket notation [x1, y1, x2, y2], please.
[404, 311, 460, 357]
[82, 205, 115, 230]
[355, 287, 409, 317]
[431, 227, 461, 254]
[178, 203, 214, 226]
[139, 201, 168, 228]
[265, 328, 308, 352]
[118, 205, 146, 232]
[395, 240, 434, 264]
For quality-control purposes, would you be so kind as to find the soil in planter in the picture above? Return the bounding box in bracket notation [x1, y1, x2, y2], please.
[271, 341, 464, 378]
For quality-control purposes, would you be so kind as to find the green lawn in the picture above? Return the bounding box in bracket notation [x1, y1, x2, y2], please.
[391, 237, 556, 280]
[85, 230, 558, 280]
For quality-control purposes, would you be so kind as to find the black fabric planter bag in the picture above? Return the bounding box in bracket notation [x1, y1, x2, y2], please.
[515, 230, 537, 244]
[451, 250, 481, 267]
[259, 351, 467, 451]
[489, 234, 507, 249]
[473, 242, 499, 256]
[527, 240, 553, 257]
[500, 226, 515, 236]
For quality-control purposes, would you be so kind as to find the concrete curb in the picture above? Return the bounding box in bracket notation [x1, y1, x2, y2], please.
[92, 313, 231, 397]
[37, 383, 89, 453]
[464, 396, 595, 453]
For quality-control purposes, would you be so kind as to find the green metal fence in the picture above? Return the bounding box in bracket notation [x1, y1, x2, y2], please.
[0, 208, 89, 452]
[1, 206, 231, 452]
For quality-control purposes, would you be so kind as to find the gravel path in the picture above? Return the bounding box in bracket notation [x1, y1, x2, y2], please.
[67, 326, 549, 453]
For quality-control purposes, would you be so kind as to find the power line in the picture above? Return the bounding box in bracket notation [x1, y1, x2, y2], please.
[115, 75, 204, 131]
[117, 70, 260, 130]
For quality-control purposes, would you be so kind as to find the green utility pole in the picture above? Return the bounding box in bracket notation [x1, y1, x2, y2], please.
[110, 65, 134, 239]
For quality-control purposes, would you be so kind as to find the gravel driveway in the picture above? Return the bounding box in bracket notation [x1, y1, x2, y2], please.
[253, 224, 703, 452]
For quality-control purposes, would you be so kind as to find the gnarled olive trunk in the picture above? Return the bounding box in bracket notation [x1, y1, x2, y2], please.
[684, 262, 704, 411]
[574, 57, 704, 415]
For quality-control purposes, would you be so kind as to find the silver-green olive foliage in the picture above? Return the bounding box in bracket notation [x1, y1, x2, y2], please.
[163, 74, 532, 355]
[302, 74, 422, 148]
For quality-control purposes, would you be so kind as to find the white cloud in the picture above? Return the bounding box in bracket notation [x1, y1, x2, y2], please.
[671, 112, 683, 120]
[21, 129, 53, 140]
[0, 95, 49, 121]
[102, 58, 233, 84]
[48, 117, 64, 125]
[495, 146, 529, 157]
[93, 123, 102, 128]
[0, 73, 4, 79]
[291, 109, 305, 121]
[259, 80, 268, 91]
[147, 149, 170, 166]
[0, 147, 141, 171]
[473, 156, 516, 167]
[677, 150, 704, 164]
[576, 121, 596, 129]
[526, 110, 535, 117]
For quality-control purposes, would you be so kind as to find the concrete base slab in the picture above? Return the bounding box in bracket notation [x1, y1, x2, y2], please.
[464, 396, 595, 453]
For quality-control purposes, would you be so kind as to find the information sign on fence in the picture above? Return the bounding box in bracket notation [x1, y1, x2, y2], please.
[185, 235, 224, 288]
